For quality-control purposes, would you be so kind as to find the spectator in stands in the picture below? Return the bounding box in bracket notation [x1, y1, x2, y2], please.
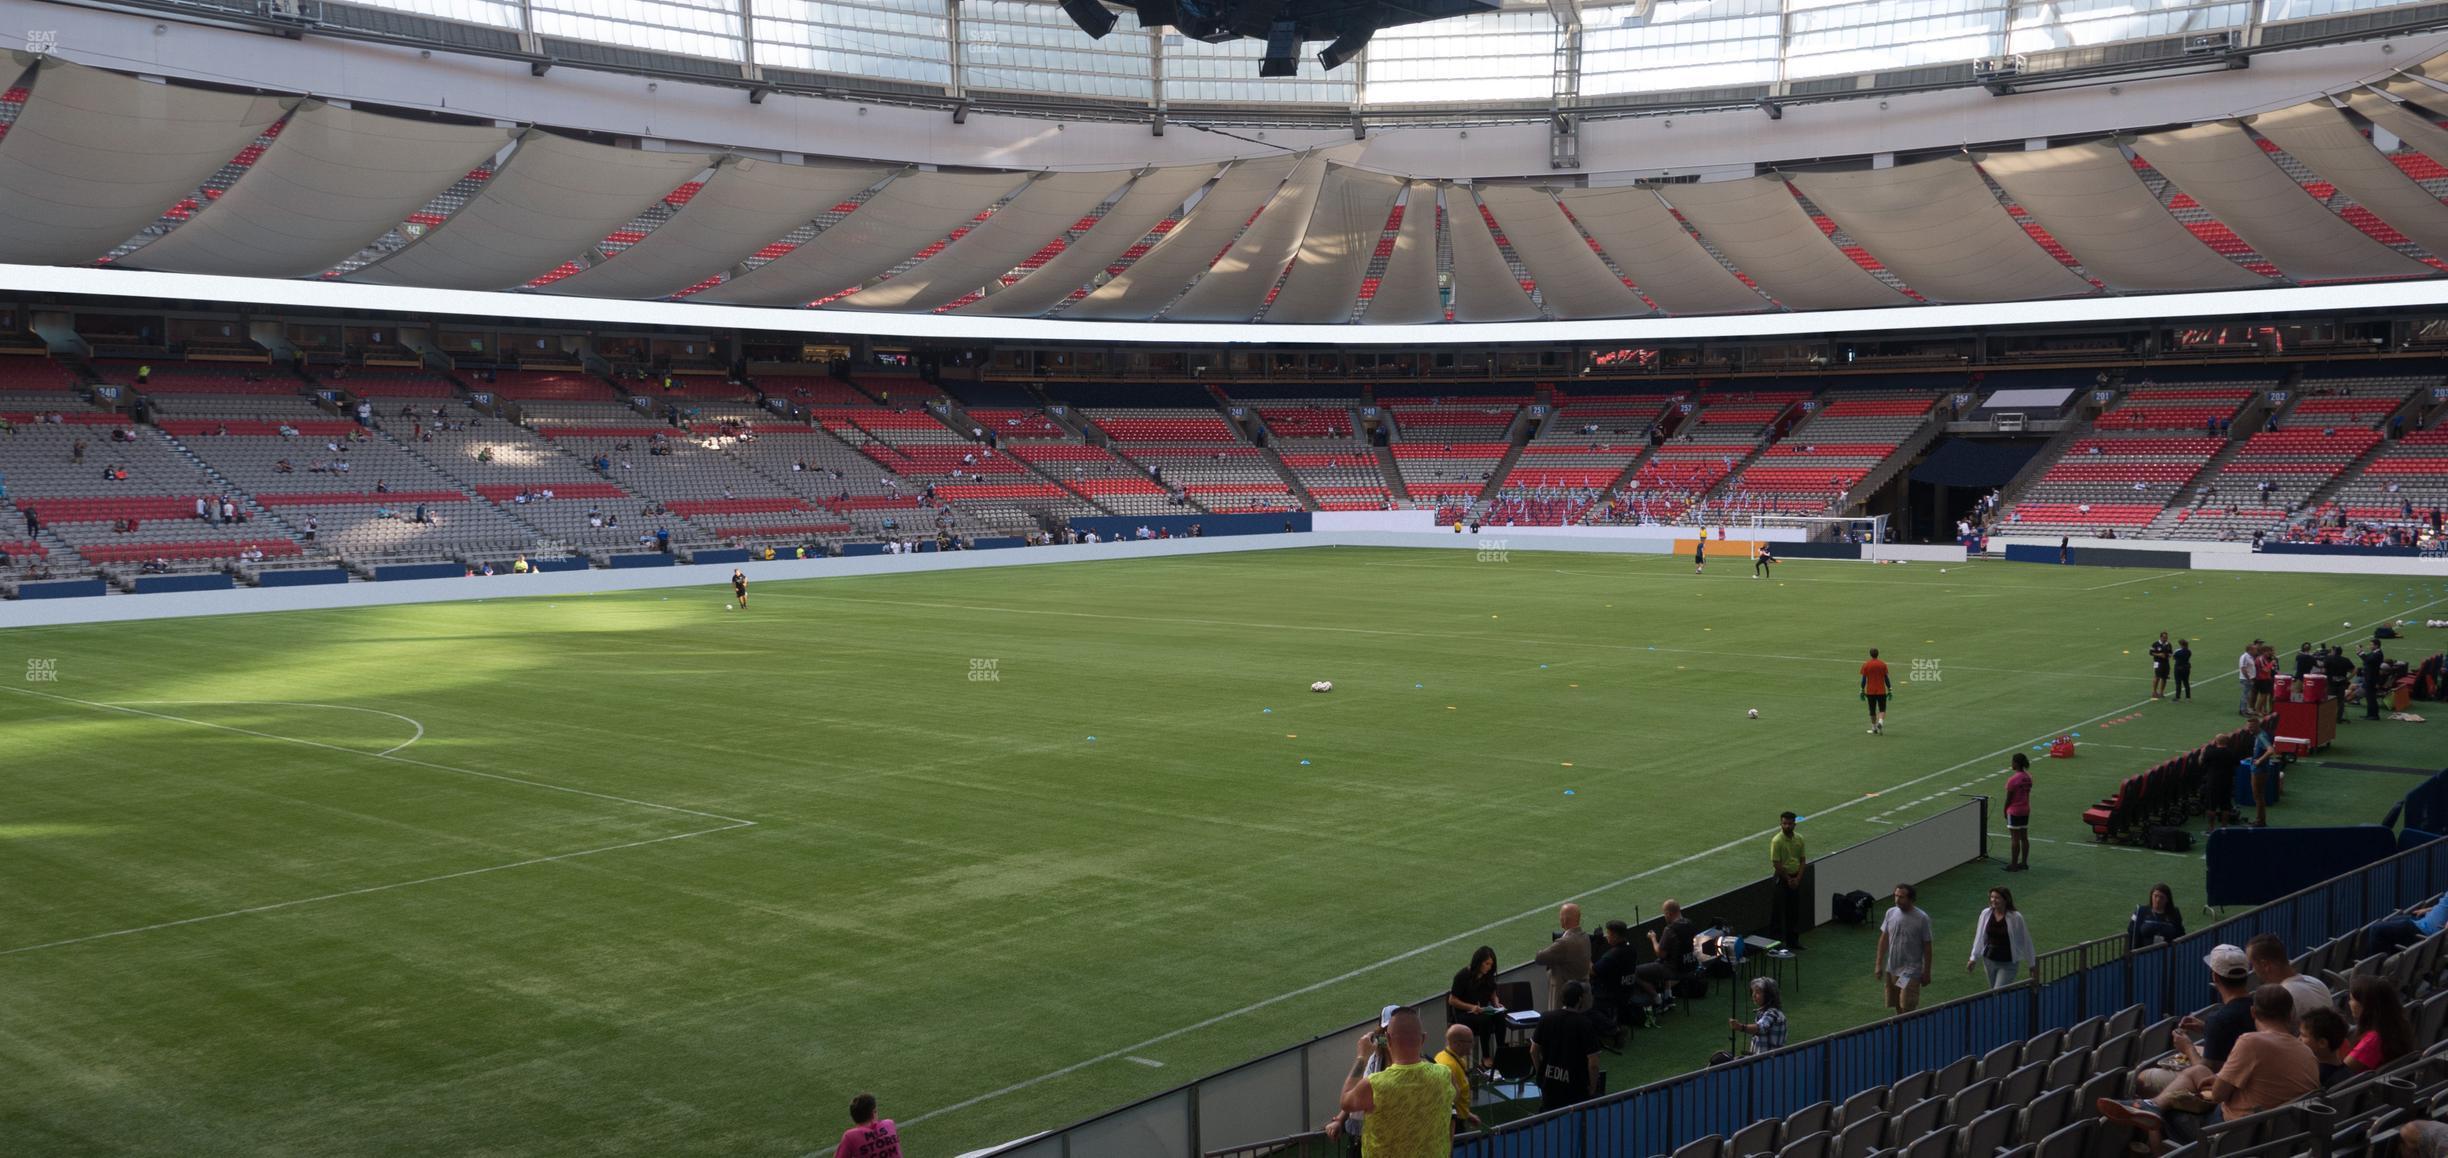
[1531, 981, 1602, 1112]
[1715, 977, 1786, 1063]
[1966, 887, 2034, 989]
[1769, 812, 1808, 950]
[1537, 903, 1593, 1009]
[2299, 1005, 2351, 1088]
[2363, 894, 2448, 957]
[2244, 934, 2329, 1022]
[2344, 974, 2416, 1073]
[1447, 946, 1503, 1065]
[1324, 1006, 1392, 1150]
[2136, 944, 2254, 1101]
[832, 1092, 900, 1157]
[2101, 984, 2319, 1154]
[1432, 1023, 1481, 1132]
[69, 437, 83, 464]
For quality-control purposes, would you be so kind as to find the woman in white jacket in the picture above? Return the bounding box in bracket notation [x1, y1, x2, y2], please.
[1966, 887, 2035, 989]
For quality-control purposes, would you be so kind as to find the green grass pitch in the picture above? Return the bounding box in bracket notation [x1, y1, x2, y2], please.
[2, 547, 2443, 1156]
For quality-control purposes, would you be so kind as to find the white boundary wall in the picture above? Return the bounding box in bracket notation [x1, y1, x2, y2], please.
[1991, 535, 2448, 578]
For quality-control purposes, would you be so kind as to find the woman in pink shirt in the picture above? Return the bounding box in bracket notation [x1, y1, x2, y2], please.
[2344, 975, 2416, 1073]
[2003, 754, 2034, 872]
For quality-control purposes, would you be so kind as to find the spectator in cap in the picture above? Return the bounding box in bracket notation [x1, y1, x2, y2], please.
[2135, 944, 2256, 1099]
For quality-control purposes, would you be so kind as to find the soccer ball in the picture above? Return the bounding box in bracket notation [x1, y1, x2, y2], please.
[2345, 621, 2353, 628]
[726, 604, 735, 611]
[1311, 681, 1333, 693]
[1747, 708, 1760, 719]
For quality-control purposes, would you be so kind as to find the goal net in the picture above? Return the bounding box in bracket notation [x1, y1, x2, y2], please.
[1748, 514, 1892, 560]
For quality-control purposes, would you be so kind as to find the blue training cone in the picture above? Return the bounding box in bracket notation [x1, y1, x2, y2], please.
[1564, 789, 1576, 796]
[1300, 759, 1311, 766]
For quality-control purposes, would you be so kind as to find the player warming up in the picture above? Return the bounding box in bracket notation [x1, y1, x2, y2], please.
[731, 568, 749, 609]
[1860, 647, 1891, 735]
[1694, 538, 1706, 575]
[1753, 544, 1775, 580]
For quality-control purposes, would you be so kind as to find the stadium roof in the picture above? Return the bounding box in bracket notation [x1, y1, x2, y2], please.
[12, 4, 2448, 330]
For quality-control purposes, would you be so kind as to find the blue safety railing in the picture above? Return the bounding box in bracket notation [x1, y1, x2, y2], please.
[1452, 835, 2448, 1157]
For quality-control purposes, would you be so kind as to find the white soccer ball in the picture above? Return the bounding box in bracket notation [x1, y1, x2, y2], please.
[1747, 708, 1760, 719]
[1940, 569, 1948, 574]
[2345, 621, 2353, 628]
[1312, 680, 1333, 693]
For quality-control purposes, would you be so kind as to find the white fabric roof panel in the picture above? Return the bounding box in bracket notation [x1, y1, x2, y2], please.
[1065, 155, 1300, 321]
[0, 63, 285, 266]
[124, 103, 513, 279]
[1167, 156, 1332, 322]
[830, 169, 1132, 312]
[544, 157, 892, 299]
[2132, 124, 2431, 282]
[957, 165, 1218, 317]
[1264, 166, 1403, 325]
[693, 170, 1031, 306]
[2349, 87, 2448, 171]
[2250, 102, 2448, 261]
[1975, 141, 2266, 292]
[1789, 160, 2097, 303]
[1362, 183, 1444, 325]
[351, 133, 713, 290]
[1662, 178, 1905, 311]
[1553, 186, 1766, 315]
[1478, 186, 1649, 319]
[1448, 187, 1541, 323]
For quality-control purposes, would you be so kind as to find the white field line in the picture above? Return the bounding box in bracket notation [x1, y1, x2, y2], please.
[2084, 570, 2192, 591]
[0, 822, 751, 958]
[904, 594, 2448, 1131]
[107, 700, 427, 757]
[4, 686, 754, 826]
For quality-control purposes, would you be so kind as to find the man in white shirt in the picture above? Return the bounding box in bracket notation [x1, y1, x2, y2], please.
[1875, 883, 1935, 1015]
[2237, 647, 2257, 717]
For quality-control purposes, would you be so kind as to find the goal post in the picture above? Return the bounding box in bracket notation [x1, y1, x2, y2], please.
[1748, 514, 1892, 560]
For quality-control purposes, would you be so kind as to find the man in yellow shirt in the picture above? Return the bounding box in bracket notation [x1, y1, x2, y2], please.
[1431, 1024, 1482, 1134]
[1769, 811, 1808, 951]
[1339, 1006, 1461, 1157]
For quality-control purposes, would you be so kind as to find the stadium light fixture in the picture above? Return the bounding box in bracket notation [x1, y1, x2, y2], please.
[1060, 0, 1119, 39]
[1317, 27, 1370, 71]
[1259, 19, 1300, 77]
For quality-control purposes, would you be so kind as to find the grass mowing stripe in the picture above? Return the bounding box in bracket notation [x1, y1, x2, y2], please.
[3, 685, 759, 827]
[0, 822, 754, 958]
